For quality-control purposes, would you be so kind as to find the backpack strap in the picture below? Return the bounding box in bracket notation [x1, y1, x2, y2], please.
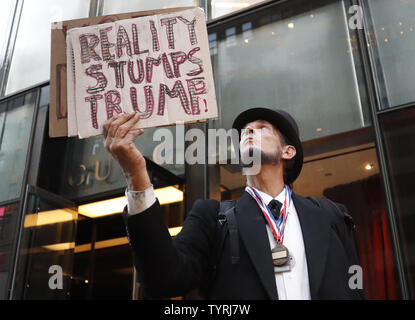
[217, 200, 239, 265]
[201, 200, 237, 298]
[220, 204, 239, 264]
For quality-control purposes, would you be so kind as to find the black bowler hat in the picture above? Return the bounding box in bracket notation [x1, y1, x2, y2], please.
[232, 107, 303, 185]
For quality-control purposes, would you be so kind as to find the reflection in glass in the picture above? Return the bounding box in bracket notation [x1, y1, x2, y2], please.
[380, 108, 415, 298]
[60, 126, 184, 200]
[0, 0, 15, 72]
[0, 90, 37, 203]
[211, 0, 264, 19]
[12, 189, 77, 299]
[0, 202, 19, 299]
[6, 0, 89, 95]
[365, 0, 415, 109]
[103, 0, 198, 15]
[210, 1, 370, 143]
[0, 88, 38, 300]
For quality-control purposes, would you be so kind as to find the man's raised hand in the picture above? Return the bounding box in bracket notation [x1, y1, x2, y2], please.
[103, 111, 151, 191]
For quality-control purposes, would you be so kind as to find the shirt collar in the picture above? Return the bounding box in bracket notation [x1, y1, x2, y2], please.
[245, 185, 289, 214]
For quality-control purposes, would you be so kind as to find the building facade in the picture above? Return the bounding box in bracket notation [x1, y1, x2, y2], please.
[0, 0, 414, 299]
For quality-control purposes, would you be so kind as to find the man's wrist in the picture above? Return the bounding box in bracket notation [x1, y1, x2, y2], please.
[124, 170, 151, 191]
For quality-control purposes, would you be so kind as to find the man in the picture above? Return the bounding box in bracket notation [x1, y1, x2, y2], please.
[103, 107, 364, 300]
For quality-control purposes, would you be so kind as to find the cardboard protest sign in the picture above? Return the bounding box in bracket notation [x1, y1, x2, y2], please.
[50, 7, 190, 138]
[51, 7, 218, 139]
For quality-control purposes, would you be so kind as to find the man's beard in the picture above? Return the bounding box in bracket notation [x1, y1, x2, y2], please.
[240, 146, 283, 167]
[260, 147, 283, 165]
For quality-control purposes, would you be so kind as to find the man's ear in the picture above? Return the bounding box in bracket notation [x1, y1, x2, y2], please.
[282, 145, 296, 161]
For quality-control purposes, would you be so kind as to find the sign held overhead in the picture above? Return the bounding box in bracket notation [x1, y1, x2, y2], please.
[51, 7, 218, 139]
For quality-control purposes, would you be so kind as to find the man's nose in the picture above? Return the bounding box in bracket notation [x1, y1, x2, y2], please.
[243, 125, 255, 135]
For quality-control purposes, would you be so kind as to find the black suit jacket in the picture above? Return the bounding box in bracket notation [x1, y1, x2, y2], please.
[123, 191, 364, 299]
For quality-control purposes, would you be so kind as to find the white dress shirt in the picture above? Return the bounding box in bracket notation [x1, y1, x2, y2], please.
[125, 185, 311, 300]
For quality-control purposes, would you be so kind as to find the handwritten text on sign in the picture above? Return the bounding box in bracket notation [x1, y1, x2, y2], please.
[67, 8, 217, 138]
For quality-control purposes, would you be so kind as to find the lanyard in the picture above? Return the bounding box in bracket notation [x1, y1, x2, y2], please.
[246, 185, 292, 244]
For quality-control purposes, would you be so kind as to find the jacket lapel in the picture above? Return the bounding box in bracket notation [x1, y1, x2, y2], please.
[292, 193, 330, 299]
[236, 191, 278, 300]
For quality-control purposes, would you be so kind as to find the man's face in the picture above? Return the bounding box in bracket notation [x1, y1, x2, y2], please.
[240, 119, 293, 165]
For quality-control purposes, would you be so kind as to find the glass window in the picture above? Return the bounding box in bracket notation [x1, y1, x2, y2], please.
[11, 186, 77, 299]
[103, 0, 199, 15]
[59, 135, 127, 200]
[71, 214, 134, 299]
[380, 107, 415, 298]
[56, 127, 184, 200]
[5, 0, 89, 95]
[364, 0, 415, 109]
[0, 90, 37, 203]
[0, 89, 38, 299]
[211, 0, 265, 19]
[210, 0, 371, 143]
[0, 0, 16, 71]
[0, 202, 19, 299]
